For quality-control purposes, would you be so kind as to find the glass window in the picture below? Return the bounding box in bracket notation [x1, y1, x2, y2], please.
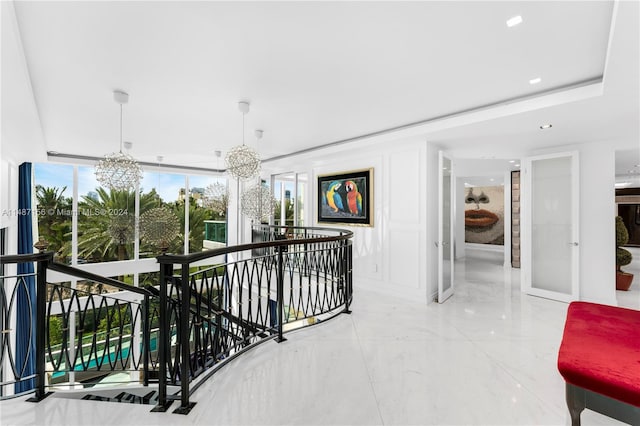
[296, 173, 307, 226]
[76, 166, 137, 263]
[34, 163, 74, 264]
[139, 171, 186, 258]
[187, 175, 227, 253]
[273, 174, 295, 227]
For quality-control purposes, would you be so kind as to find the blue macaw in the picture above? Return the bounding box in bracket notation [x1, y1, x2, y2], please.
[326, 181, 344, 212]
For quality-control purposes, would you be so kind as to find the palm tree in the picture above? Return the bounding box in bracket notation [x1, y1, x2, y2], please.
[35, 185, 72, 261]
[163, 198, 215, 254]
[73, 188, 161, 262]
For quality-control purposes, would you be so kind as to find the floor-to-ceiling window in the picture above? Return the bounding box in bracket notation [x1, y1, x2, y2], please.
[33, 164, 74, 264]
[34, 163, 228, 287]
[272, 172, 306, 227]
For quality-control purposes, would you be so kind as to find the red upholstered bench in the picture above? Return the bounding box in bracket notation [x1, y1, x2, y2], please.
[558, 302, 640, 425]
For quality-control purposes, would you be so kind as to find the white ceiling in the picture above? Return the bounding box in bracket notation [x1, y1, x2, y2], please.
[5, 1, 639, 177]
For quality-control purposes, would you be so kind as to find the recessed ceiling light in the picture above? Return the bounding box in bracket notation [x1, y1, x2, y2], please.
[506, 15, 523, 27]
[529, 77, 542, 85]
[540, 124, 553, 130]
[509, 160, 515, 163]
[515, 164, 521, 168]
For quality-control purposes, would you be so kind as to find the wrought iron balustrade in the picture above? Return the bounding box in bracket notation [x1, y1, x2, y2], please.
[154, 225, 353, 414]
[0, 225, 353, 416]
[0, 253, 154, 400]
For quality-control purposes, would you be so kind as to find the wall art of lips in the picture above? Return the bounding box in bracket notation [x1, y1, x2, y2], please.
[465, 209, 499, 230]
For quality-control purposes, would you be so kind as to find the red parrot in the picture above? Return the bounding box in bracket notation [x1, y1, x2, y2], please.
[344, 180, 362, 215]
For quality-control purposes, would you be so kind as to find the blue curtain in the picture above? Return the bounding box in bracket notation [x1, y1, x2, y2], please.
[15, 162, 35, 393]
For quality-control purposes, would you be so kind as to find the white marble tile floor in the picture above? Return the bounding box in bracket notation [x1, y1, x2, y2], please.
[0, 249, 628, 425]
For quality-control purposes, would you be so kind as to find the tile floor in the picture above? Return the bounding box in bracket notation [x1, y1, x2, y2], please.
[0, 247, 632, 425]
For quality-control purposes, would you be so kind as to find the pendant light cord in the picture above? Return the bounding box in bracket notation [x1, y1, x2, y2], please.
[242, 112, 245, 146]
[119, 103, 123, 153]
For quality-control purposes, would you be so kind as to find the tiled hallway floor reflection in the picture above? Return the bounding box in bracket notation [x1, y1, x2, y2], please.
[0, 248, 627, 425]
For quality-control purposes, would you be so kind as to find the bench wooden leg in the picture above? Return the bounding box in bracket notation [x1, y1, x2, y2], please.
[566, 383, 585, 426]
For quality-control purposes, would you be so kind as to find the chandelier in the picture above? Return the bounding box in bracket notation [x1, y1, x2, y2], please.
[95, 91, 143, 191]
[225, 101, 261, 180]
[203, 182, 230, 215]
[139, 207, 180, 254]
[241, 182, 276, 221]
[108, 214, 135, 245]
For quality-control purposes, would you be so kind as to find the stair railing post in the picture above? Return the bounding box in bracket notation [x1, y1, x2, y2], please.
[175, 261, 194, 413]
[142, 293, 150, 387]
[152, 260, 172, 412]
[276, 243, 287, 343]
[28, 252, 53, 401]
[344, 240, 352, 314]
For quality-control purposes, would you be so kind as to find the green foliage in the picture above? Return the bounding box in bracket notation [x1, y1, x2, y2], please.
[37, 184, 225, 261]
[47, 315, 64, 347]
[97, 305, 133, 335]
[273, 198, 295, 226]
[617, 247, 632, 268]
[164, 197, 217, 254]
[616, 216, 629, 246]
[36, 185, 72, 262]
[616, 216, 632, 269]
[74, 188, 160, 262]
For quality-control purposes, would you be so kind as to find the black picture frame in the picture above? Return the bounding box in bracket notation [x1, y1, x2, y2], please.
[317, 168, 373, 226]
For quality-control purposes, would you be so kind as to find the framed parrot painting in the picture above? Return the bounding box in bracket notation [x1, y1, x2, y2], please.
[317, 168, 373, 226]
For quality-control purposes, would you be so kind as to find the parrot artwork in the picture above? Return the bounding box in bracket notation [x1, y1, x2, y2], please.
[326, 181, 344, 213]
[344, 180, 362, 215]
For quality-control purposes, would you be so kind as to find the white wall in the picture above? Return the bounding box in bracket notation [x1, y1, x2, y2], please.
[578, 143, 616, 304]
[1, 1, 47, 255]
[263, 138, 433, 302]
[1, 1, 47, 166]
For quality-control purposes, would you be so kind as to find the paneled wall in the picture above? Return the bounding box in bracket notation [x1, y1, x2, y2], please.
[262, 139, 432, 302]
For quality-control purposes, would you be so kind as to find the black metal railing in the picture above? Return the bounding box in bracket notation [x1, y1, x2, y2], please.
[44, 263, 156, 389]
[0, 225, 352, 415]
[0, 252, 50, 398]
[0, 253, 154, 401]
[154, 225, 352, 414]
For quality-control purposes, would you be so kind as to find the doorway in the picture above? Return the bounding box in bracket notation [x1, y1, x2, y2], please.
[449, 158, 521, 302]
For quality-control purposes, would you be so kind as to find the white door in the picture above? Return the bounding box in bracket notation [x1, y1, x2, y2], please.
[522, 152, 579, 302]
[438, 151, 454, 303]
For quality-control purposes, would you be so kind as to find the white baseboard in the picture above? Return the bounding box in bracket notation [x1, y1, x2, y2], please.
[465, 242, 504, 253]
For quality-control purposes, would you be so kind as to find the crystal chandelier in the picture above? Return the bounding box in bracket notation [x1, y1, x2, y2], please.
[95, 91, 143, 191]
[241, 182, 276, 221]
[139, 207, 180, 254]
[203, 182, 230, 216]
[108, 214, 135, 245]
[225, 101, 261, 180]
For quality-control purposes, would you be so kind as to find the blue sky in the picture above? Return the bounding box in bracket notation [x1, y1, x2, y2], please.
[34, 163, 225, 202]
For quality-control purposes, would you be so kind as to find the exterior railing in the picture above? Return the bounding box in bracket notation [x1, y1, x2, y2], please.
[154, 225, 352, 414]
[0, 225, 352, 415]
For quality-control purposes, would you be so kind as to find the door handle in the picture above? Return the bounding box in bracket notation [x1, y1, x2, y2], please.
[568, 242, 579, 246]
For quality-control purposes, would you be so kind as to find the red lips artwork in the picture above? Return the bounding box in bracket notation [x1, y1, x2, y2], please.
[465, 209, 499, 230]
